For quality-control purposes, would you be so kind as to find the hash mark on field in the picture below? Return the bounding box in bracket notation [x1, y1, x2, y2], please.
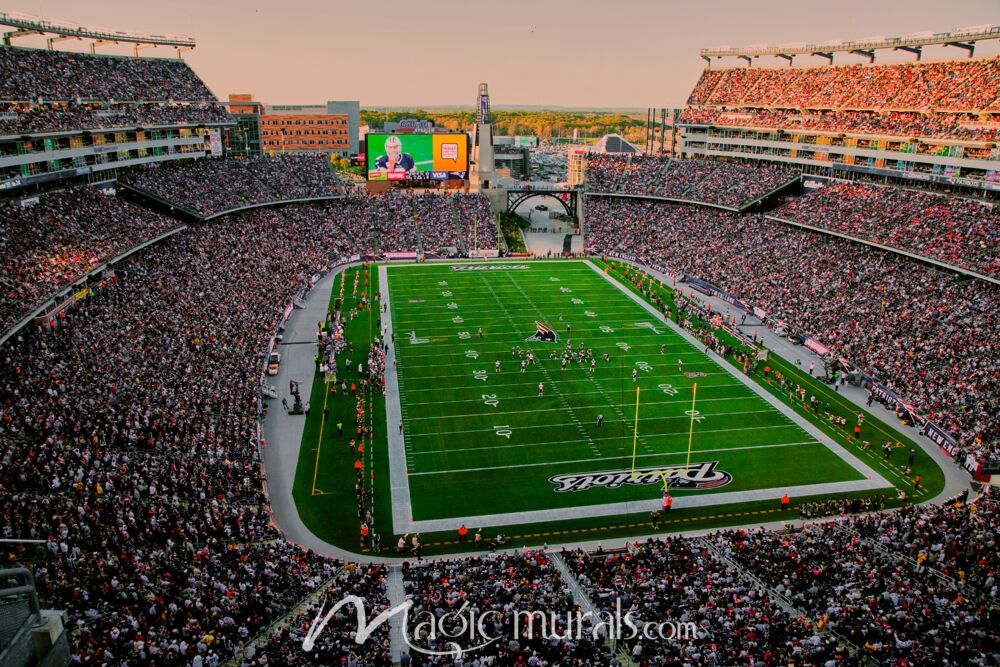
[479, 274, 600, 457]
[504, 271, 639, 455]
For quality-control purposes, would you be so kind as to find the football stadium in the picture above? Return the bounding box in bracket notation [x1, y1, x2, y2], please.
[0, 4, 998, 666]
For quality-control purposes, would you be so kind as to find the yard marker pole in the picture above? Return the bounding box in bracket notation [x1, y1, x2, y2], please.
[630, 386, 640, 475]
[684, 383, 698, 474]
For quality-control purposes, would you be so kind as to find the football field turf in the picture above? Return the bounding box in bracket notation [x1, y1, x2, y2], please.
[382, 260, 890, 533]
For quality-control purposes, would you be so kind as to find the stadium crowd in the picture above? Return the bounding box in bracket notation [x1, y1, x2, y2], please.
[3, 18, 1000, 667]
[0, 46, 216, 101]
[326, 191, 491, 257]
[120, 156, 343, 217]
[0, 187, 182, 332]
[0, 177, 997, 665]
[678, 107, 1000, 142]
[584, 196, 999, 467]
[241, 564, 392, 666]
[586, 155, 798, 208]
[453, 192, 497, 253]
[682, 58, 1000, 143]
[0, 205, 360, 664]
[569, 538, 849, 665]
[0, 181, 492, 358]
[402, 551, 611, 666]
[687, 58, 1000, 112]
[849, 491, 997, 596]
[711, 514, 998, 664]
[0, 103, 231, 136]
[772, 182, 1000, 277]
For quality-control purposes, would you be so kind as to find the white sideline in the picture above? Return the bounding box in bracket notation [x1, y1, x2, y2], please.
[383, 260, 892, 534]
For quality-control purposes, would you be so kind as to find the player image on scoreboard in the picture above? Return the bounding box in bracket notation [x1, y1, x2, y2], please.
[366, 133, 469, 181]
[371, 135, 415, 176]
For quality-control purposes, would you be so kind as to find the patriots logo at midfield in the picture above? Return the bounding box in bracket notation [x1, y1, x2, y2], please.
[549, 462, 732, 493]
[527, 321, 557, 343]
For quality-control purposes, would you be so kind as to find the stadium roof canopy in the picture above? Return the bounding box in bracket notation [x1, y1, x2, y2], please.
[701, 24, 1000, 65]
[0, 11, 195, 56]
[592, 134, 641, 154]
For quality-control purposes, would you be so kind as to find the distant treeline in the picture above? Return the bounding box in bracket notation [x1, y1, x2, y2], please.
[361, 109, 646, 141]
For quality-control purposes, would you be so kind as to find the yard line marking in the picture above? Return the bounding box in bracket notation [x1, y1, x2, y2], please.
[392, 336, 701, 353]
[478, 273, 600, 456]
[408, 440, 821, 475]
[409, 422, 804, 455]
[395, 365, 729, 382]
[586, 373, 654, 452]
[404, 395, 763, 420]
[405, 408, 781, 438]
[396, 344, 706, 364]
[586, 259, 891, 491]
[389, 317, 689, 336]
[401, 384, 753, 406]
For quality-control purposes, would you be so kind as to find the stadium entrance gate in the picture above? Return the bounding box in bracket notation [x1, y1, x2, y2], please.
[506, 188, 579, 221]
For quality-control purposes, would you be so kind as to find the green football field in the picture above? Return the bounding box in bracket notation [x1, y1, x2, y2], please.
[382, 259, 888, 532]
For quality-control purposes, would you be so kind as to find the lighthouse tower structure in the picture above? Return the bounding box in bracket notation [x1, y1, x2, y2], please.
[473, 82, 496, 191]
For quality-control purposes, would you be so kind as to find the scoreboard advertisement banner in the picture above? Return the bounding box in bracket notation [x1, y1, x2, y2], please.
[366, 133, 469, 181]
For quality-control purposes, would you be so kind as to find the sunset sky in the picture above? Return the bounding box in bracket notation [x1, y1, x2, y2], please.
[5, 0, 1000, 108]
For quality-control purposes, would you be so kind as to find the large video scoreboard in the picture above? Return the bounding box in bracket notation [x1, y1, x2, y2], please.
[366, 132, 469, 181]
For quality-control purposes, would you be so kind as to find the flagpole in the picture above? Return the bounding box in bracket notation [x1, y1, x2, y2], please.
[474, 215, 477, 252]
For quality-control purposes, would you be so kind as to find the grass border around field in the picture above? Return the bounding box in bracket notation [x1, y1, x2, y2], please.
[594, 258, 946, 498]
[288, 257, 947, 557]
[384, 259, 890, 532]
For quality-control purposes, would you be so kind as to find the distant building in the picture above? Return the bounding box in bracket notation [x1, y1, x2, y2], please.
[567, 148, 587, 187]
[227, 95, 360, 157]
[383, 118, 435, 133]
[226, 94, 263, 156]
[327, 101, 361, 154]
[591, 133, 641, 154]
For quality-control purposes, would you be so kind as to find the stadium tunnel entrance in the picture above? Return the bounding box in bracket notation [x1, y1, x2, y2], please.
[506, 188, 579, 221]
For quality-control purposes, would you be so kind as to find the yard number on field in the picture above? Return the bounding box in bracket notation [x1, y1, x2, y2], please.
[685, 409, 705, 423]
[494, 425, 512, 439]
[473, 369, 488, 381]
[482, 394, 499, 407]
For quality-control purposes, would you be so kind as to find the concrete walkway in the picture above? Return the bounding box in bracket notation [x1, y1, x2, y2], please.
[523, 231, 584, 256]
[386, 566, 407, 661]
[260, 266, 398, 563]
